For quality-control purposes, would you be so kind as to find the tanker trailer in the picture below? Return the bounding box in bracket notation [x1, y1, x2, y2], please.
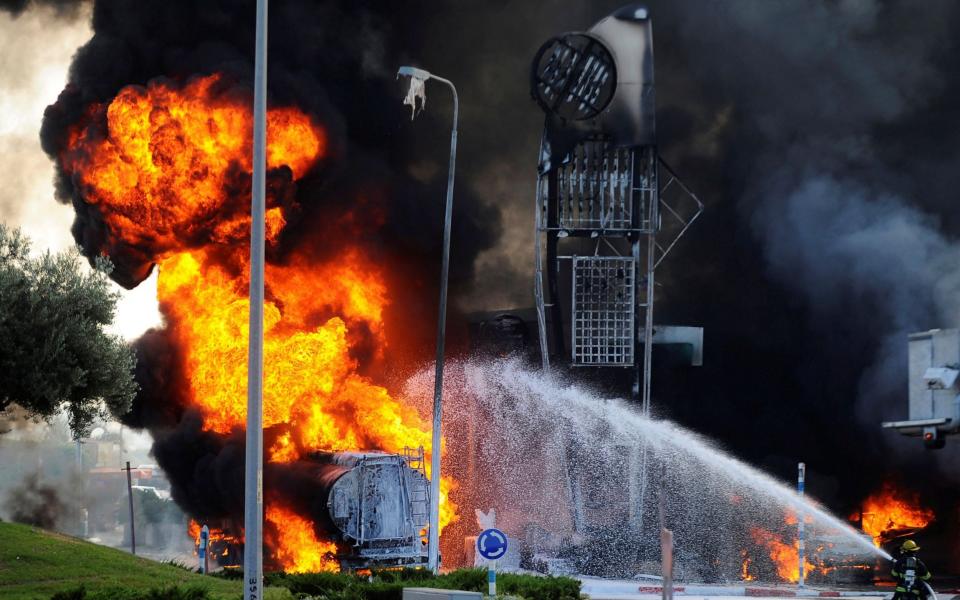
[320, 448, 431, 570]
[192, 449, 431, 571]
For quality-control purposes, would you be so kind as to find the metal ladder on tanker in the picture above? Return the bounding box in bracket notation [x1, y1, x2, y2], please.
[402, 446, 430, 534]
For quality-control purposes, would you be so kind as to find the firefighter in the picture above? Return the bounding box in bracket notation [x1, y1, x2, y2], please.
[892, 540, 932, 600]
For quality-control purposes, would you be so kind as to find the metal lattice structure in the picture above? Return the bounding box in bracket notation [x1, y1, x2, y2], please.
[571, 256, 636, 365]
[538, 143, 657, 232]
[534, 143, 701, 376]
[530, 6, 704, 539]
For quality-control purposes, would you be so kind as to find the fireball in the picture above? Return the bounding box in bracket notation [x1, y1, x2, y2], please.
[62, 74, 457, 571]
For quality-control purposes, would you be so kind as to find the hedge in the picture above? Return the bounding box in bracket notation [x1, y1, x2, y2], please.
[264, 568, 580, 600]
[50, 567, 581, 600]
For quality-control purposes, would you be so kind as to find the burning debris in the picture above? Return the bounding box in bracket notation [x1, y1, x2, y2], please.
[739, 519, 877, 584]
[738, 482, 936, 585]
[748, 527, 815, 584]
[852, 483, 935, 548]
[739, 550, 754, 582]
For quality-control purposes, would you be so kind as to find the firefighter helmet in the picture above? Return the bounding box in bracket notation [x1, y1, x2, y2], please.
[901, 539, 921, 552]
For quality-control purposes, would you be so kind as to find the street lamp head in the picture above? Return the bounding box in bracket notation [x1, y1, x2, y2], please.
[398, 66, 431, 81]
[397, 65, 432, 120]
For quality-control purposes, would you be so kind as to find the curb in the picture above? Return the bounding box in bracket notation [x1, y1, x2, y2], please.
[632, 586, 890, 597]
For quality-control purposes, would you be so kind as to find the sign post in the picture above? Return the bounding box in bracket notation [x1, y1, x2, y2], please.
[199, 525, 210, 574]
[477, 528, 508, 597]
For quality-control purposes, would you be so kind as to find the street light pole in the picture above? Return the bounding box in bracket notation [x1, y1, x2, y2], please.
[244, 1, 267, 599]
[396, 66, 458, 574]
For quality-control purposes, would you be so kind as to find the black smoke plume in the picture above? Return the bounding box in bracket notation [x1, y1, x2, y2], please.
[4, 472, 67, 529]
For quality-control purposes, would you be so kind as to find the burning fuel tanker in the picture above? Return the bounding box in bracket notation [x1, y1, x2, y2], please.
[199, 450, 430, 570]
[46, 72, 457, 571]
[315, 451, 430, 568]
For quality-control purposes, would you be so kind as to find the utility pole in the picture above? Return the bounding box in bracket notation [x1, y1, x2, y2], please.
[244, 1, 268, 599]
[123, 461, 136, 555]
[75, 438, 87, 538]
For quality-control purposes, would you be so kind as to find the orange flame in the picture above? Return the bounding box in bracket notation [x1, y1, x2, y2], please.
[749, 527, 814, 583]
[63, 74, 457, 572]
[188, 519, 243, 561]
[188, 519, 200, 543]
[266, 506, 338, 573]
[853, 483, 934, 547]
[63, 74, 323, 252]
[740, 550, 755, 582]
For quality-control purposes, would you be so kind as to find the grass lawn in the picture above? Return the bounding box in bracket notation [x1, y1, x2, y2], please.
[0, 521, 291, 600]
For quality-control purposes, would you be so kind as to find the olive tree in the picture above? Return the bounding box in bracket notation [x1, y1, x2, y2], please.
[0, 224, 137, 437]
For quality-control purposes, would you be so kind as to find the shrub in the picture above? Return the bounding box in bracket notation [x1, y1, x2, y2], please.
[51, 587, 87, 600]
[265, 568, 580, 600]
[498, 573, 580, 600]
[265, 570, 358, 597]
[209, 568, 244, 580]
[434, 569, 487, 591]
[49, 585, 213, 600]
[142, 587, 212, 600]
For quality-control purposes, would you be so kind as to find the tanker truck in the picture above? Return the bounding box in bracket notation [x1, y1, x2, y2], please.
[321, 448, 431, 569]
[193, 447, 431, 571]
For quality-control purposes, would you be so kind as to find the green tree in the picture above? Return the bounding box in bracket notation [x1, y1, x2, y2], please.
[0, 224, 137, 437]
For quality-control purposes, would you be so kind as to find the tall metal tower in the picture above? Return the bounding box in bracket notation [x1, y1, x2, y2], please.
[530, 5, 703, 532]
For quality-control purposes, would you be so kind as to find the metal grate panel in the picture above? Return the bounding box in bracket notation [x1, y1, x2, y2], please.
[571, 256, 636, 366]
[539, 143, 657, 233]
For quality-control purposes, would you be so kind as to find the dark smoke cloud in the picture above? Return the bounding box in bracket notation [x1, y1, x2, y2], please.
[4, 471, 67, 529]
[633, 0, 960, 569]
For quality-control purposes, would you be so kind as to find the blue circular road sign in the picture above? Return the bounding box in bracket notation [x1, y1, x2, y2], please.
[477, 528, 508, 560]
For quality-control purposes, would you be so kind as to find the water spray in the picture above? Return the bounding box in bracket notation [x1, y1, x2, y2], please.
[428, 358, 897, 580]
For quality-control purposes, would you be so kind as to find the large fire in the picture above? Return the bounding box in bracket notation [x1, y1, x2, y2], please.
[853, 483, 934, 547]
[62, 74, 457, 570]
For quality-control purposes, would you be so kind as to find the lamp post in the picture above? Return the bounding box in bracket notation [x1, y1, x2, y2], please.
[244, 0, 268, 599]
[396, 65, 458, 574]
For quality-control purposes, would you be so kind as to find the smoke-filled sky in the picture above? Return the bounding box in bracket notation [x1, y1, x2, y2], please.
[3, 0, 960, 557]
